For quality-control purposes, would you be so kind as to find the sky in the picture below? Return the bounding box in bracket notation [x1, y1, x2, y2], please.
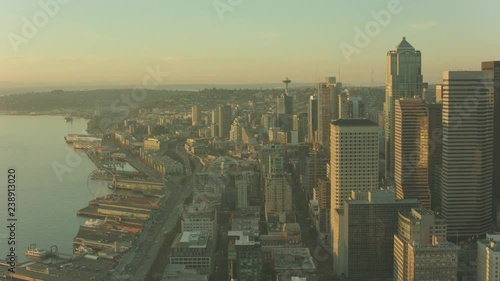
[0, 0, 499, 88]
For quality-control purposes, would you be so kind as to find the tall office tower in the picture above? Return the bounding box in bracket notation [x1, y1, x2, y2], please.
[332, 190, 419, 279]
[192, 104, 201, 126]
[329, 119, 379, 209]
[229, 118, 243, 145]
[260, 113, 275, 128]
[427, 102, 442, 207]
[304, 149, 328, 200]
[441, 71, 494, 236]
[292, 113, 308, 143]
[210, 123, 219, 138]
[259, 144, 285, 192]
[481, 61, 500, 214]
[308, 95, 318, 143]
[393, 208, 459, 281]
[384, 37, 423, 181]
[348, 96, 365, 118]
[218, 104, 232, 139]
[276, 94, 294, 115]
[235, 171, 259, 204]
[264, 173, 292, 222]
[394, 99, 431, 209]
[211, 108, 219, 125]
[317, 77, 342, 150]
[338, 90, 349, 119]
[477, 233, 500, 281]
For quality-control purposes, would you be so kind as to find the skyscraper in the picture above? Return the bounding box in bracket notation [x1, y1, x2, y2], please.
[211, 108, 219, 125]
[308, 95, 318, 144]
[329, 119, 379, 209]
[481, 61, 500, 216]
[191, 104, 201, 126]
[218, 104, 232, 139]
[393, 208, 459, 281]
[394, 99, 431, 209]
[276, 93, 293, 115]
[427, 102, 442, 207]
[317, 77, 342, 150]
[348, 96, 365, 118]
[338, 90, 348, 119]
[264, 173, 292, 222]
[384, 37, 424, 181]
[440, 70, 494, 236]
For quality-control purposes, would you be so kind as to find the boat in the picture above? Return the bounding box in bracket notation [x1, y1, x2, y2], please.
[25, 248, 48, 258]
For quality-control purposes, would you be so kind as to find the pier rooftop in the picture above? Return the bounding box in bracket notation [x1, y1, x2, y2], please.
[4, 255, 115, 281]
[73, 226, 135, 253]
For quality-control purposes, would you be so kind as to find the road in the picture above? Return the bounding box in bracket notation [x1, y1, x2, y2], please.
[111, 145, 202, 281]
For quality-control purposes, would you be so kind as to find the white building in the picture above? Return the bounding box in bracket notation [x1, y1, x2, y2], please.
[329, 119, 379, 209]
[169, 231, 214, 271]
[477, 233, 500, 281]
[440, 70, 494, 236]
[182, 200, 217, 240]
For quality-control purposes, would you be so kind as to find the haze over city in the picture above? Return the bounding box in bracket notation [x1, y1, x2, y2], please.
[1, 1, 500, 281]
[1, 0, 500, 89]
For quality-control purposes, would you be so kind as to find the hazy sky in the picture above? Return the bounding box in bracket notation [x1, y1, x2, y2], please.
[0, 0, 499, 88]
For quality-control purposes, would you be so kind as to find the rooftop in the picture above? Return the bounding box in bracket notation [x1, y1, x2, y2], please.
[349, 189, 420, 205]
[3, 256, 115, 281]
[162, 264, 209, 281]
[172, 231, 210, 249]
[228, 231, 260, 246]
[273, 248, 316, 271]
[395, 36, 415, 50]
[284, 223, 301, 235]
[331, 119, 378, 127]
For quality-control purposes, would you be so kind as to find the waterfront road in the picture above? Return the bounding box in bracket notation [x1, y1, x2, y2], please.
[111, 146, 202, 281]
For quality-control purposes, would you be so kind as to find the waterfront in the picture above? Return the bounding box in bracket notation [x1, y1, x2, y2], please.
[0, 115, 97, 262]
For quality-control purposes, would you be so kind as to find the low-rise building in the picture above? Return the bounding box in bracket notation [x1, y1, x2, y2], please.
[273, 248, 317, 277]
[182, 197, 217, 240]
[143, 138, 161, 151]
[228, 231, 262, 281]
[170, 231, 214, 271]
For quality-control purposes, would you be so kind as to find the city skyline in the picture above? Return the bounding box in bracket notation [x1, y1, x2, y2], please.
[1, 0, 500, 88]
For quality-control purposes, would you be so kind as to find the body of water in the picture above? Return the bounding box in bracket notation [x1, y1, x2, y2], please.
[0, 115, 97, 262]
